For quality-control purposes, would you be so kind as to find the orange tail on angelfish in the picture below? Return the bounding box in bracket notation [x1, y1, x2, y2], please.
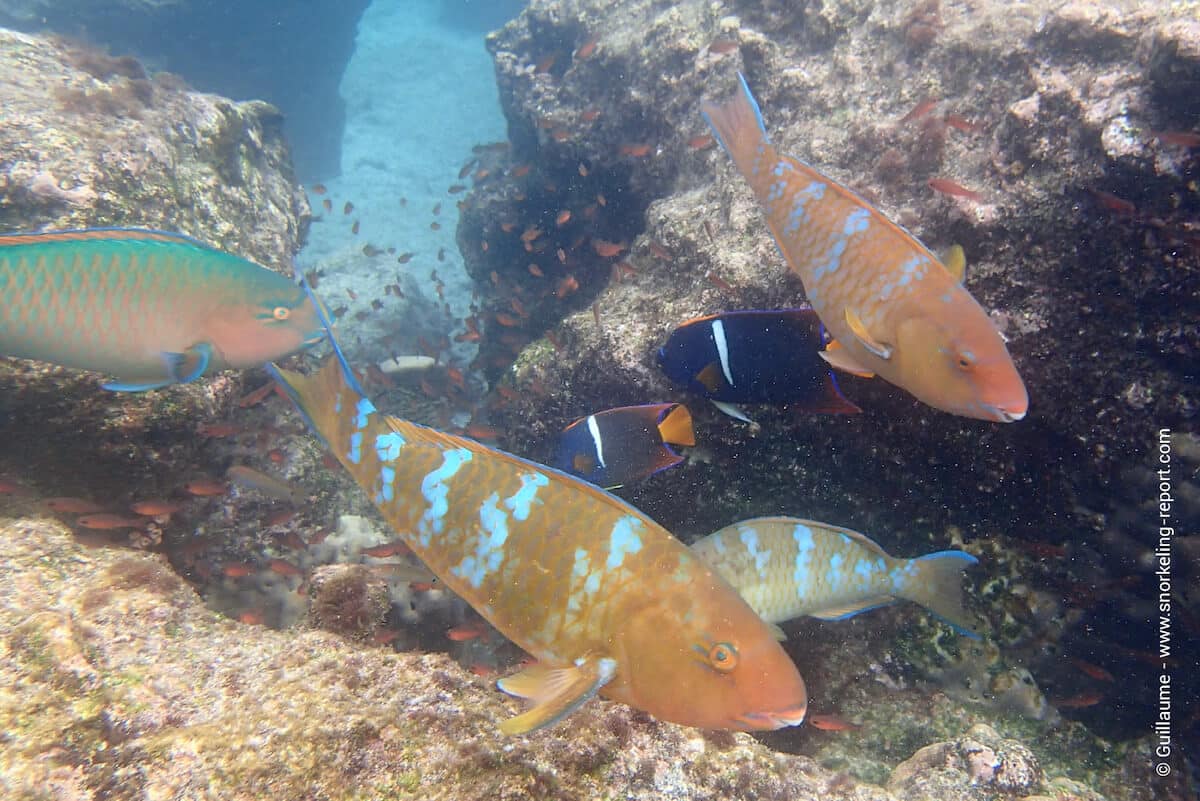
[701, 75, 1027, 422]
[268, 304, 807, 735]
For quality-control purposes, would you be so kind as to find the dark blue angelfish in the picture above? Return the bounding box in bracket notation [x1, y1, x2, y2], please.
[656, 309, 860, 421]
[554, 403, 695, 489]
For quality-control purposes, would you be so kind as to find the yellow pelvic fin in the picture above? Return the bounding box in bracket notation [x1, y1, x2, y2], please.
[657, 404, 696, 447]
[819, 343, 876, 379]
[944, 244, 966, 283]
[496, 656, 618, 735]
[844, 308, 892, 359]
[809, 596, 897, 621]
[695, 362, 726, 394]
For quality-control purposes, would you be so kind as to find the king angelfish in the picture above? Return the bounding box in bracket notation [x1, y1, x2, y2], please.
[268, 344, 808, 734]
[0, 228, 325, 391]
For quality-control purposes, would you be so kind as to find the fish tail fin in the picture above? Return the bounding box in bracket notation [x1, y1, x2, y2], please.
[267, 356, 355, 447]
[895, 551, 981, 638]
[701, 72, 771, 179]
[656, 404, 696, 447]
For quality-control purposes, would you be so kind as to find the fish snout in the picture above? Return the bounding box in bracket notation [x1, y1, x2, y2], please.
[986, 404, 1026, 423]
[736, 701, 809, 730]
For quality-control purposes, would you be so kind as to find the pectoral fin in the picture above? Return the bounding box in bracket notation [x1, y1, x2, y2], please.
[944, 244, 966, 283]
[496, 656, 617, 734]
[711, 400, 754, 423]
[844, 308, 892, 359]
[819, 341, 875, 379]
[102, 343, 215, 392]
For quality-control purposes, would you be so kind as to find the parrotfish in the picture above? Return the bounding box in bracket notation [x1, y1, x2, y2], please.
[554, 403, 695, 488]
[691, 516, 979, 638]
[701, 75, 1028, 422]
[269, 332, 807, 735]
[0, 228, 325, 391]
[657, 308, 860, 421]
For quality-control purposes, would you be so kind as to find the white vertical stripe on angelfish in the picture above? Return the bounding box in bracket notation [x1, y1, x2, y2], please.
[586, 414, 607, 468]
[712, 319, 735, 386]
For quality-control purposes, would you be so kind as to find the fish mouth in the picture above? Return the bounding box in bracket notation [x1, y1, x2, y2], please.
[982, 403, 1026, 423]
[735, 704, 808, 730]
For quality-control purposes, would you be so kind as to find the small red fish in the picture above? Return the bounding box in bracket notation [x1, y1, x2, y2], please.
[1070, 658, 1115, 683]
[130, 500, 185, 516]
[1150, 130, 1200, 148]
[470, 663, 498, 678]
[580, 108, 602, 122]
[899, 97, 939, 124]
[708, 38, 739, 55]
[592, 239, 625, 258]
[1090, 189, 1137, 216]
[527, 263, 544, 278]
[1053, 691, 1105, 709]
[238, 381, 275, 408]
[619, 143, 652, 158]
[927, 177, 985, 202]
[42, 497, 104, 514]
[222, 563, 256, 578]
[410, 581, 437, 592]
[237, 609, 265, 625]
[310, 184, 327, 195]
[808, 713, 861, 731]
[373, 628, 402, 645]
[268, 558, 303, 577]
[944, 113, 983, 134]
[648, 241, 671, 260]
[533, 54, 557, 74]
[199, 423, 240, 438]
[706, 272, 735, 291]
[0, 478, 33, 495]
[76, 513, 144, 530]
[556, 209, 572, 226]
[555, 275, 579, 298]
[688, 134, 716, 150]
[361, 541, 411, 558]
[184, 478, 228, 497]
[511, 164, 532, 178]
[465, 423, 500, 440]
[574, 35, 599, 60]
[447, 621, 489, 641]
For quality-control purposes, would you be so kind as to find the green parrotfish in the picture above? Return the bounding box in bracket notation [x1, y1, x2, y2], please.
[0, 228, 325, 391]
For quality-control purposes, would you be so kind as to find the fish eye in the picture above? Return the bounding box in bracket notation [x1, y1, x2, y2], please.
[273, 306, 291, 321]
[707, 642, 739, 673]
[955, 350, 976, 370]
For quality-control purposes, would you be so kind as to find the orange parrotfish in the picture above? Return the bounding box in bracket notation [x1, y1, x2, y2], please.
[0, 228, 326, 391]
[702, 75, 1028, 422]
[691, 516, 979, 638]
[268, 312, 808, 735]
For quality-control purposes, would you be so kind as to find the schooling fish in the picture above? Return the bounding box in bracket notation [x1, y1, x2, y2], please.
[269, 322, 807, 735]
[691, 516, 980, 638]
[657, 309, 860, 422]
[554, 403, 695, 488]
[0, 228, 325, 391]
[701, 75, 1027, 422]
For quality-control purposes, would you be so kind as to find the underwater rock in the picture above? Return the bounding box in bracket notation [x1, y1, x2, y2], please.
[306, 563, 391, 641]
[0, 1, 369, 178]
[0, 28, 311, 508]
[887, 724, 1043, 798]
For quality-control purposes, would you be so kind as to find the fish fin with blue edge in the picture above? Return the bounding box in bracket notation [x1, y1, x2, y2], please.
[656, 404, 695, 447]
[101, 377, 174, 392]
[893, 550, 981, 638]
[165, 343, 213, 383]
[944, 244, 966, 283]
[496, 656, 618, 735]
[711, 400, 754, 423]
[819, 341, 875, 379]
[700, 72, 770, 180]
[844, 308, 892, 359]
[809, 596, 897, 621]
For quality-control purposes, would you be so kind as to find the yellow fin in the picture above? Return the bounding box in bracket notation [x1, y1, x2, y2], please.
[809, 596, 897, 621]
[944, 244, 966, 283]
[694, 362, 727, 394]
[819, 343, 875, 378]
[496, 657, 617, 734]
[767, 622, 788, 641]
[656, 404, 696, 447]
[844, 308, 892, 359]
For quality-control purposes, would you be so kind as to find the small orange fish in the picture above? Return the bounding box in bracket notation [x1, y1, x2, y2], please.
[551, 129, 571, 142]
[688, 134, 715, 150]
[430, 221, 441, 231]
[1053, 691, 1105, 709]
[361, 540, 411, 558]
[534, 54, 557, 74]
[596, 193, 607, 206]
[580, 108, 602, 122]
[465, 423, 500, 440]
[409, 581, 437, 592]
[222, 563, 256, 578]
[470, 663, 498, 678]
[268, 558, 302, 577]
[1090, 189, 1137, 216]
[238, 381, 275, 408]
[237, 609, 265, 625]
[578, 163, 589, 177]
[1070, 658, 1115, 683]
[927, 177, 984, 202]
[496, 385, 519, 402]
[43, 497, 104, 514]
[511, 164, 532, 178]
[76, 513, 144, 530]
[1151, 130, 1200, 148]
[556, 209, 572, 226]
[447, 621, 489, 641]
[556, 247, 567, 263]
[265, 508, 297, 527]
[808, 714, 861, 731]
[521, 226, 542, 243]
[619, 143, 652, 158]
[706, 272, 734, 292]
[311, 184, 327, 195]
[899, 97, 939, 124]
[130, 500, 185, 516]
[648, 241, 671, 260]
[373, 628, 402, 645]
[574, 35, 599, 60]
[527, 263, 544, 278]
[944, 113, 983, 134]
[198, 423, 240, 438]
[592, 239, 625, 258]
[184, 478, 227, 497]
[495, 312, 520, 327]
[555, 275, 579, 298]
[708, 38, 739, 54]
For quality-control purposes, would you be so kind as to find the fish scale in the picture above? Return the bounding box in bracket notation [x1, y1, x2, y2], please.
[0, 228, 323, 390]
[702, 74, 1027, 422]
[271, 353, 809, 734]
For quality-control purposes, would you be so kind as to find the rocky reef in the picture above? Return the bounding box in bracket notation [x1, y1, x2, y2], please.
[457, 0, 1198, 761]
[0, 515, 1171, 800]
[0, 0, 369, 178]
